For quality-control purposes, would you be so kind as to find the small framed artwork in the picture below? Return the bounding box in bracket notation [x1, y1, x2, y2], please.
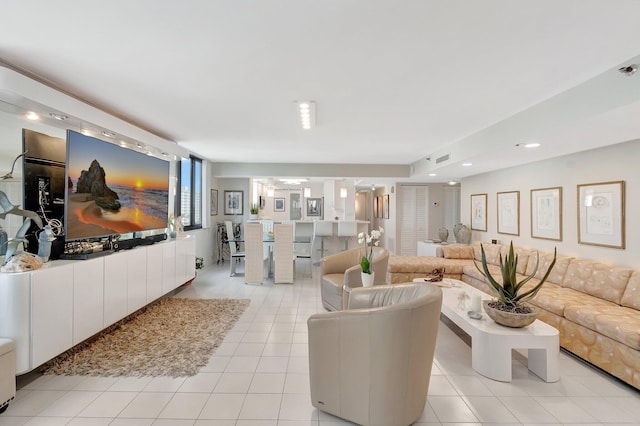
[224, 190, 243, 215]
[470, 193, 487, 231]
[531, 187, 562, 241]
[577, 180, 625, 249]
[210, 189, 218, 216]
[383, 194, 390, 219]
[497, 191, 520, 235]
[373, 196, 379, 218]
[307, 198, 322, 217]
[274, 197, 285, 212]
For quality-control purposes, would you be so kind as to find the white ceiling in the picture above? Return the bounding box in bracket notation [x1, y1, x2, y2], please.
[1, 0, 640, 184]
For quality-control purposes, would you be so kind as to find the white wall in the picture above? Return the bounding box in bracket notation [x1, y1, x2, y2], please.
[461, 139, 640, 268]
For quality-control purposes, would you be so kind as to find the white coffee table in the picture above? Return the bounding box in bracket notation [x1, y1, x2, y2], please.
[414, 278, 559, 382]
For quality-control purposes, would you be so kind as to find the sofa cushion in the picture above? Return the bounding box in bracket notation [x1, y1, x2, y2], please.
[562, 260, 633, 304]
[529, 285, 615, 316]
[388, 256, 447, 274]
[564, 304, 640, 351]
[621, 271, 640, 310]
[526, 252, 573, 286]
[473, 242, 504, 265]
[440, 244, 474, 259]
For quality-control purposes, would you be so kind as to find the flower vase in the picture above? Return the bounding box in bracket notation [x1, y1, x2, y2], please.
[361, 271, 375, 288]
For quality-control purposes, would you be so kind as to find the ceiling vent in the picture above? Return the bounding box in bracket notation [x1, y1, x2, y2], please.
[435, 154, 450, 164]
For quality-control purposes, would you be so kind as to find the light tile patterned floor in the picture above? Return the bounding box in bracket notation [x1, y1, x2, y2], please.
[2, 258, 639, 425]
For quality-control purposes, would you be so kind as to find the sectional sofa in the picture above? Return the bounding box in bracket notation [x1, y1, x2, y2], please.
[388, 242, 640, 390]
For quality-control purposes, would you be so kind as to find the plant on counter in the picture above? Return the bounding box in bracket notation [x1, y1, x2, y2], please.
[474, 241, 556, 327]
[250, 204, 259, 215]
[358, 227, 384, 275]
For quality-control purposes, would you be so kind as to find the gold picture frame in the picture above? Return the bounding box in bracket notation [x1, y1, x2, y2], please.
[577, 181, 625, 249]
[470, 193, 487, 231]
[497, 191, 520, 235]
[530, 186, 562, 241]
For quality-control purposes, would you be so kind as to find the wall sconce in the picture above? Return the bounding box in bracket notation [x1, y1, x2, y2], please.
[340, 187, 347, 198]
[267, 186, 275, 197]
[304, 187, 311, 197]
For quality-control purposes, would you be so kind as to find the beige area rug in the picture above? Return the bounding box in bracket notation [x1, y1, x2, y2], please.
[41, 297, 250, 377]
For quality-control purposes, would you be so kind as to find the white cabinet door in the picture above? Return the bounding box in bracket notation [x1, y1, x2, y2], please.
[127, 248, 147, 314]
[175, 236, 196, 286]
[104, 254, 128, 327]
[73, 257, 104, 345]
[146, 243, 164, 303]
[162, 241, 177, 294]
[31, 263, 74, 368]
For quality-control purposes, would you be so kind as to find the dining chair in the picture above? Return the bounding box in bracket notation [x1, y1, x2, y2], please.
[225, 221, 245, 276]
[244, 223, 266, 284]
[274, 223, 295, 283]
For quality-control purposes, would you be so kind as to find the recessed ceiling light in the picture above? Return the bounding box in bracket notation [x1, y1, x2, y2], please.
[81, 129, 92, 136]
[428, 173, 437, 177]
[298, 101, 316, 129]
[101, 130, 115, 138]
[462, 163, 472, 167]
[448, 180, 458, 186]
[26, 111, 39, 120]
[524, 143, 541, 148]
[618, 64, 638, 76]
[49, 112, 68, 121]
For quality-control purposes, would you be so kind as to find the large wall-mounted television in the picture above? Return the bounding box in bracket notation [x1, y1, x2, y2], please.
[64, 130, 170, 241]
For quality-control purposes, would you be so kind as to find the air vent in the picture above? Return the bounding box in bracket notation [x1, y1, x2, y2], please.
[435, 154, 450, 164]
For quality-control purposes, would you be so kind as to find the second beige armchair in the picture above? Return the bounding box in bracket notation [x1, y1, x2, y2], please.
[320, 246, 389, 311]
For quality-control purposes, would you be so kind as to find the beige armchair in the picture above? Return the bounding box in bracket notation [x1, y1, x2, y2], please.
[308, 283, 443, 426]
[320, 246, 389, 311]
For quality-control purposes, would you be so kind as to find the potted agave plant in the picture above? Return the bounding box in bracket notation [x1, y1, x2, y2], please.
[249, 203, 259, 220]
[475, 241, 556, 328]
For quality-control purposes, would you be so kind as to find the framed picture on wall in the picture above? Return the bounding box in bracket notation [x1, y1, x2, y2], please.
[373, 196, 379, 218]
[470, 193, 487, 231]
[497, 191, 520, 235]
[531, 186, 562, 241]
[307, 198, 322, 216]
[210, 189, 218, 216]
[274, 197, 285, 212]
[224, 190, 243, 215]
[578, 180, 625, 249]
[383, 194, 390, 219]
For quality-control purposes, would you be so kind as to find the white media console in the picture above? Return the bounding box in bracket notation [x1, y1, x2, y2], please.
[0, 236, 196, 375]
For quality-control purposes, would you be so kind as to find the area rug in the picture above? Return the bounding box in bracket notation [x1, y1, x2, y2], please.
[41, 297, 250, 377]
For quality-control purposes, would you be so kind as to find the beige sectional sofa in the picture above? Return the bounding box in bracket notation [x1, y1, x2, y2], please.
[388, 242, 640, 390]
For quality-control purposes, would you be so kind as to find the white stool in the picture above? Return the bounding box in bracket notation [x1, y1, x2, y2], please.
[313, 221, 334, 264]
[337, 221, 358, 250]
[0, 338, 16, 414]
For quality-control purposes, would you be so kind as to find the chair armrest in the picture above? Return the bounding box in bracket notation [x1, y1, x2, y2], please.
[343, 264, 363, 289]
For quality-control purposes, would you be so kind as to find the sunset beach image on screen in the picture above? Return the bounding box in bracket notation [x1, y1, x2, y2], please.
[65, 130, 170, 241]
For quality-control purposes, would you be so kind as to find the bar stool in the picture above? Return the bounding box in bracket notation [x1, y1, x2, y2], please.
[313, 221, 334, 264]
[337, 221, 358, 250]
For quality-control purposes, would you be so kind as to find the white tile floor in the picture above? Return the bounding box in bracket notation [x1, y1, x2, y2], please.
[2, 258, 639, 425]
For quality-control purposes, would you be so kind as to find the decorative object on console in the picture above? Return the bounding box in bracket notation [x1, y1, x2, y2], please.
[167, 213, 177, 238]
[474, 241, 556, 328]
[1, 251, 42, 272]
[358, 226, 384, 285]
[438, 228, 449, 242]
[453, 223, 471, 244]
[1, 150, 27, 180]
[174, 215, 185, 237]
[37, 225, 56, 262]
